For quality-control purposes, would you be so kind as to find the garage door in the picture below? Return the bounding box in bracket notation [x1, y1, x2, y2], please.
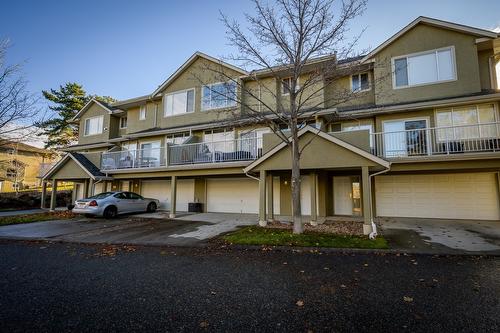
[141, 179, 194, 211]
[375, 173, 499, 220]
[207, 178, 259, 213]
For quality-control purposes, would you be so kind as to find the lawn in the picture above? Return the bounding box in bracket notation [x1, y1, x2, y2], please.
[222, 226, 388, 249]
[0, 211, 76, 226]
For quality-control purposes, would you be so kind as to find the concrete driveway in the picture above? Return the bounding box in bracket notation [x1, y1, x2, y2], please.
[379, 217, 500, 254]
[0, 212, 257, 246]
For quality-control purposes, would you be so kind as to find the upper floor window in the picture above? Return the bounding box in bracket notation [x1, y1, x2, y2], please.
[139, 106, 146, 120]
[119, 116, 127, 129]
[202, 82, 237, 111]
[281, 77, 300, 95]
[351, 73, 370, 92]
[84, 116, 103, 136]
[393, 46, 456, 89]
[164, 89, 195, 117]
[435, 103, 497, 141]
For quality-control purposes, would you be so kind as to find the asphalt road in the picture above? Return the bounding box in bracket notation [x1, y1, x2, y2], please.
[0, 241, 499, 332]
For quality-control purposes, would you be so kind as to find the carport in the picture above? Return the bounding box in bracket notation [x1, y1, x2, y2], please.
[42, 152, 113, 210]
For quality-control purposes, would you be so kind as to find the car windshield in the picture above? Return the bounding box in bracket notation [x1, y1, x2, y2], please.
[88, 192, 114, 199]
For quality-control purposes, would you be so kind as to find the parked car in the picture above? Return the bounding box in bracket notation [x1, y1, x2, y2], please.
[73, 191, 159, 218]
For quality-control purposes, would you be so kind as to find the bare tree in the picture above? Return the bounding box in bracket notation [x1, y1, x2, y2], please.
[0, 39, 41, 147]
[194, 0, 382, 234]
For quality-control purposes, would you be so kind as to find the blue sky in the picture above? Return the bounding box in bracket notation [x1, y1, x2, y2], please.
[1, 0, 499, 102]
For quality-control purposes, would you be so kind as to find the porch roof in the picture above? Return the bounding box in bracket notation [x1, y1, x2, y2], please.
[42, 152, 112, 181]
[243, 126, 390, 173]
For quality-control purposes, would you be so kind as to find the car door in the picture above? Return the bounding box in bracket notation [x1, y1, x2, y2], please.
[113, 192, 129, 213]
[125, 192, 145, 212]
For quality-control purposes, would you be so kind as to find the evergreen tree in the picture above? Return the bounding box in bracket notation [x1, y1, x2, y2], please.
[37, 82, 115, 148]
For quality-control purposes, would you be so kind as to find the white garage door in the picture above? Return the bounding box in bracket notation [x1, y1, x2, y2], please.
[141, 179, 194, 211]
[207, 178, 259, 213]
[375, 173, 499, 220]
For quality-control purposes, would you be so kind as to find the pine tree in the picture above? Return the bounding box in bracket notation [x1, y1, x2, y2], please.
[37, 82, 115, 148]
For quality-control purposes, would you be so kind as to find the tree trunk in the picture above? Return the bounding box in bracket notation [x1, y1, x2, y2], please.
[290, 124, 303, 234]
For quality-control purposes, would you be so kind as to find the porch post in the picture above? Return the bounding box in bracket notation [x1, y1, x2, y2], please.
[361, 166, 372, 235]
[49, 179, 58, 211]
[83, 179, 89, 198]
[258, 170, 267, 226]
[266, 173, 274, 221]
[310, 172, 318, 226]
[40, 180, 48, 209]
[89, 178, 95, 197]
[170, 175, 177, 218]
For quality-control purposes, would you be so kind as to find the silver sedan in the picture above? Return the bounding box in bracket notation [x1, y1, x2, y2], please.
[73, 191, 160, 218]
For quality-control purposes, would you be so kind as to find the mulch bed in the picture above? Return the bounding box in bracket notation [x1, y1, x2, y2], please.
[265, 220, 363, 236]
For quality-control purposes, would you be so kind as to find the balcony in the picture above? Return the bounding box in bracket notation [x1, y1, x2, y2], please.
[100, 137, 263, 171]
[371, 122, 500, 159]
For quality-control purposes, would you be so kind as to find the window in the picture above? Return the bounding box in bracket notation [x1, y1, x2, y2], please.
[435, 104, 498, 141]
[119, 116, 127, 129]
[393, 46, 456, 88]
[202, 82, 237, 111]
[383, 119, 429, 157]
[164, 89, 195, 117]
[204, 129, 235, 152]
[114, 193, 127, 199]
[6, 168, 18, 178]
[84, 116, 104, 136]
[281, 77, 300, 95]
[166, 132, 190, 145]
[240, 128, 270, 152]
[351, 73, 370, 92]
[139, 105, 146, 120]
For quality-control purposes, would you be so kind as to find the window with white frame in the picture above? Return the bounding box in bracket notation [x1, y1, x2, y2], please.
[393, 46, 456, 88]
[281, 77, 300, 95]
[139, 105, 146, 120]
[351, 73, 370, 92]
[84, 116, 104, 136]
[435, 103, 498, 141]
[202, 82, 237, 111]
[204, 129, 235, 152]
[164, 89, 195, 117]
[240, 128, 270, 153]
[119, 116, 127, 129]
[165, 132, 190, 145]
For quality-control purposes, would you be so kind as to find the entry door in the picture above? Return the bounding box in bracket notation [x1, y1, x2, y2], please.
[333, 176, 361, 216]
[383, 119, 428, 157]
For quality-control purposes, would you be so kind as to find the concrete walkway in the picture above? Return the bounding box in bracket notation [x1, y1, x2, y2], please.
[0, 207, 66, 217]
[379, 217, 500, 254]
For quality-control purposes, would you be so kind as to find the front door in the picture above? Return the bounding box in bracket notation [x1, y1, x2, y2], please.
[333, 176, 361, 216]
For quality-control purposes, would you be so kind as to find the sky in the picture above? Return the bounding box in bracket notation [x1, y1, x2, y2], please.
[1, 0, 500, 104]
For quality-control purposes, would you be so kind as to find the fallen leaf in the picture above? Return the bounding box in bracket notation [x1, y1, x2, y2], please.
[403, 296, 413, 302]
[340, 284, 347, 289]
[199, 321, 209, 328]
[296, 300, 304, 307]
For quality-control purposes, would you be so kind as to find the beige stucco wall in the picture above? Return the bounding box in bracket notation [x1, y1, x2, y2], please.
[373, 24, 482, 105]
[51, 159, 89, 180]
[478, 49, 493, 90]
[324, 72, 375, 109]
[0, 151, 53, 191]
[78, 103, 112, 145]
[241, 77, 278, 115]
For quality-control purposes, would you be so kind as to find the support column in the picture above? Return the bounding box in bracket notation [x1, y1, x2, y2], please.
[170, 175, 177, 218]
[83, 179, 89, 198]
[40, 181, 48, 209]
[88, 178, 95, 197]
[71, 183, 77, 204]
[310, 172, 318, 226]
[266, 174, 274, 222]
[258, 170, 267, 226]
[50, 179, 58, 211]
[361, 166, 372, 235]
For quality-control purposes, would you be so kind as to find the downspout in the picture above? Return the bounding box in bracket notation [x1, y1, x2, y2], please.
[368, 165, 391, 240]
[245, 171, 260, 182]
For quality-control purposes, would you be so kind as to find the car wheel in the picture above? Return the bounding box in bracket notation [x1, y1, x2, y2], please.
[147, 202, 157, 213]
[103, 206, 117, 219]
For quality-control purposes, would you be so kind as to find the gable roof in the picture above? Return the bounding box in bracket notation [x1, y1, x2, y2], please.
[42, 152, 109, 180]
[0, 140, 52, 155]
[151, 51, 248, 97]
[71, 98, 118, 122]
[361, 16, 499, 63]
[243, 126, 390, 173]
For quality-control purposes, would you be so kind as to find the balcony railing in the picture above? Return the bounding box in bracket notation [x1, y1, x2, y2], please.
[371, 122, 500, 159]
[169, 137, 263, 165]
[100, 137, 263, 170]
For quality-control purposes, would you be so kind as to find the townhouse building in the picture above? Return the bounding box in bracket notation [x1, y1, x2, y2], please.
[42, 17, 500, 234]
